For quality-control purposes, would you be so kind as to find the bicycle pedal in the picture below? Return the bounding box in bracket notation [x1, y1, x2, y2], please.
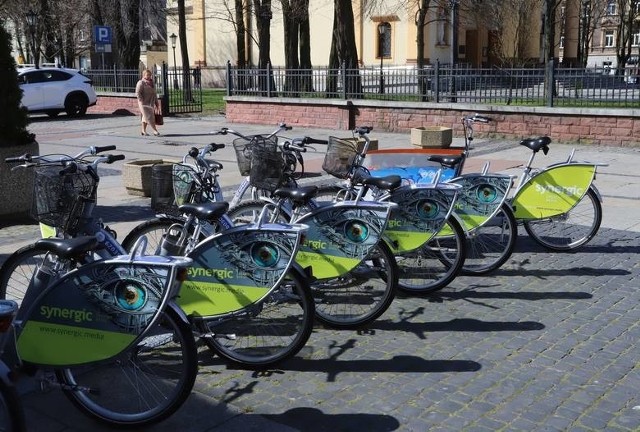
[202, 332, 237, 341]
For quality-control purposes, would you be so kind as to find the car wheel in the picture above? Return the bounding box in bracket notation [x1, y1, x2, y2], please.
[65, 94, 88, 117]
[46, 110, 60, 118]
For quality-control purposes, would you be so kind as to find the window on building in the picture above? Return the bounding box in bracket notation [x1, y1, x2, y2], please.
[633, 31, 640, 47]
[377, 22, 391, 59]
[560, 36, 565, 48]
[606, 0, 616, 15]
[604, 30, 615, 47]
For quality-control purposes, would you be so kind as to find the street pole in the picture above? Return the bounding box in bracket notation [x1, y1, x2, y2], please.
[170, 33, 179, 90]
[450, 0, 459, 102]
[26, 9, 37, 68]
[378, 23, 387, 94]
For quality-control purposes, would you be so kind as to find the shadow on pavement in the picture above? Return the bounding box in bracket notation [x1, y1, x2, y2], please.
[264, 407, 401, 431]
[95, 204, 156, 224]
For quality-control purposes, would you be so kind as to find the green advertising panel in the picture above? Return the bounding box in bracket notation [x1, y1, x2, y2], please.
[512, 164, 595, 220]
[17, 261, 172, 366]
[385, 184, 459, 253]
[450, 174, 513, 231]
[295, 201, 393, 279]
[179, 223, 305, 317]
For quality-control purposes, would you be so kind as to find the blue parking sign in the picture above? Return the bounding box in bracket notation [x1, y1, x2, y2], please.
[94, 26, 112, 44]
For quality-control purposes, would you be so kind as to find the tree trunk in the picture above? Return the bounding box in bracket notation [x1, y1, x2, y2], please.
[253, 0, 274, 94]
[329, 0, 361, 98]
[282, 1, 300, 94]
[298, 0, 313, 92]
[178, 0, 192, 101]
[235, 0, 248, 90]
[416, 0, 430, 101]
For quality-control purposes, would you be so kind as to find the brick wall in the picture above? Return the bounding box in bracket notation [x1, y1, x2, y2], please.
[225, 98, 640, 147]
[88, 94, 139, 116]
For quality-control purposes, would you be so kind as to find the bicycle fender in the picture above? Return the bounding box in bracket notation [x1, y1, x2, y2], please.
[165, 301, 192, 328]
[589, 184, 604, 203]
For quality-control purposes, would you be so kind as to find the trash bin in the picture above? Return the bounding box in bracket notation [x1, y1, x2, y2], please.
[151, 163, 175, 213]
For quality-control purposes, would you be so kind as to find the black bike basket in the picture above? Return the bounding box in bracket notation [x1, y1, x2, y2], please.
[249, 139, 284, 192]
[233, 135, 277, 176]
[32, 166, 96, 229]
[322, 136, 359, 179]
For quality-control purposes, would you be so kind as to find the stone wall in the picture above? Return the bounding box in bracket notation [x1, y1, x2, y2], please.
[225, 97, 640, 147]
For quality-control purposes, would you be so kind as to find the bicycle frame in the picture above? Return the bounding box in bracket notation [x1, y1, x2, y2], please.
[510, 154, 606, 220]
[291, 199, 396, 279]
[10, 248, 191, 367]
[175, 221, 307, 317]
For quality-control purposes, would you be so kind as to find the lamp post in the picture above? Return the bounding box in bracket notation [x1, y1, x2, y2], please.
[169, 33, 178, 90]
[449, 0, 459, 102]
[378, 23, 387, 94]
[26, 9, 38, 68]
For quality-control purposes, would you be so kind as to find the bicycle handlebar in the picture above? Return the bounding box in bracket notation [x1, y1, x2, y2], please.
[299, 136, 328, 145]
[211, 123, 291, 140]
[283, 141, 307, 152]
[354, 126, 373, 135]
[94, 145, 117, 153]
[463, 113, 493, 124]
[207, 143, 225, 152]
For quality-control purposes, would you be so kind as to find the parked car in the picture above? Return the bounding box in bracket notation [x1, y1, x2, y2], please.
[17, 67, 97, 118]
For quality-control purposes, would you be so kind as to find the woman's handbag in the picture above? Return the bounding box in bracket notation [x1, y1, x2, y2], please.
[154, 109, 163, 126]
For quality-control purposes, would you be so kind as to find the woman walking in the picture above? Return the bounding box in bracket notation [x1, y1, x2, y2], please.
[135, 69, 161, 136]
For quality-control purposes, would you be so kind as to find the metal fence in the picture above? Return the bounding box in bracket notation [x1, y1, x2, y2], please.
[86, 65, 203, 115]
[226, 62, 640, 108]
[85, 67, 145, 94]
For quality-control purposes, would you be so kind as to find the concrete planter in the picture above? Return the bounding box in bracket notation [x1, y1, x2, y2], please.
[341, 137, 379, 152]
[411, 127, 453, 148]
[0, 140, 39, 224]
[122, 159, 178, 197]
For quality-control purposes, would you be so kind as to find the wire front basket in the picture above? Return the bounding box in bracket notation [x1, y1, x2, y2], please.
[31, 166, 96, 229]
[172, 164, 198, 207]
[322, 137, 359, 179]
[233, 135, 277, 176]
[249, 140, 285, 192]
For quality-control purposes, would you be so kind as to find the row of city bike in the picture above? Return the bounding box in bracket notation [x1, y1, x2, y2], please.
[0, 113, 606, 429]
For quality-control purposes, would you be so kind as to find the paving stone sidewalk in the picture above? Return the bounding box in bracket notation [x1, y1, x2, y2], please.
[1, 114, 639, 431]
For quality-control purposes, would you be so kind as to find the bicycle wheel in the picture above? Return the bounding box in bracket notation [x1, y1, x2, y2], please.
[0, 374, 26, 432]
[396, 216, 467, 294]
[0, 243, 61, 304]
[523, 187, 602, 251]
[56, 306, 198, 428]
[462, 203, 518, 275]
[312, 240, 397, 329]
[121, 216, 188, 253]
[196, 267, 315, 368]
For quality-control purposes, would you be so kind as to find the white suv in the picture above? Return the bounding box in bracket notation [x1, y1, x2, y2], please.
[17, 67, 98, 118]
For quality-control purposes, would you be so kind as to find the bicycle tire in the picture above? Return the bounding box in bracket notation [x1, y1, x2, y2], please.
[196, 267, 315, 368]
[313, 240, 398, 329]
[395, 216, 467, 294]
[56, 305, 198, 428]
[228, 198, 397, 328]
[120, 216, 188, 254]
[0, 373, 26, 432]
[462, 203, 518, 275]
[523, 187, 602, 251]
[0, 243, 61, 304]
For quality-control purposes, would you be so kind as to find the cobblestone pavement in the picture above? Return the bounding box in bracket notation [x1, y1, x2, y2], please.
[2, 114, 639, 431]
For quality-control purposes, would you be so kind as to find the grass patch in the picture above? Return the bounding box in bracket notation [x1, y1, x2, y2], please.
[202, 89, 226, 114]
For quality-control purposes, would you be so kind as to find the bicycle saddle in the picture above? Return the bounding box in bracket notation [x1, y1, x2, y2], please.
[520, 136, 551, 154]
[178, 202, 230, 222]
[428, 155, 463, 168]
[35, 236, 102, 259]
[353, 172, 402, 191]
[273, 185, 318, 205]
